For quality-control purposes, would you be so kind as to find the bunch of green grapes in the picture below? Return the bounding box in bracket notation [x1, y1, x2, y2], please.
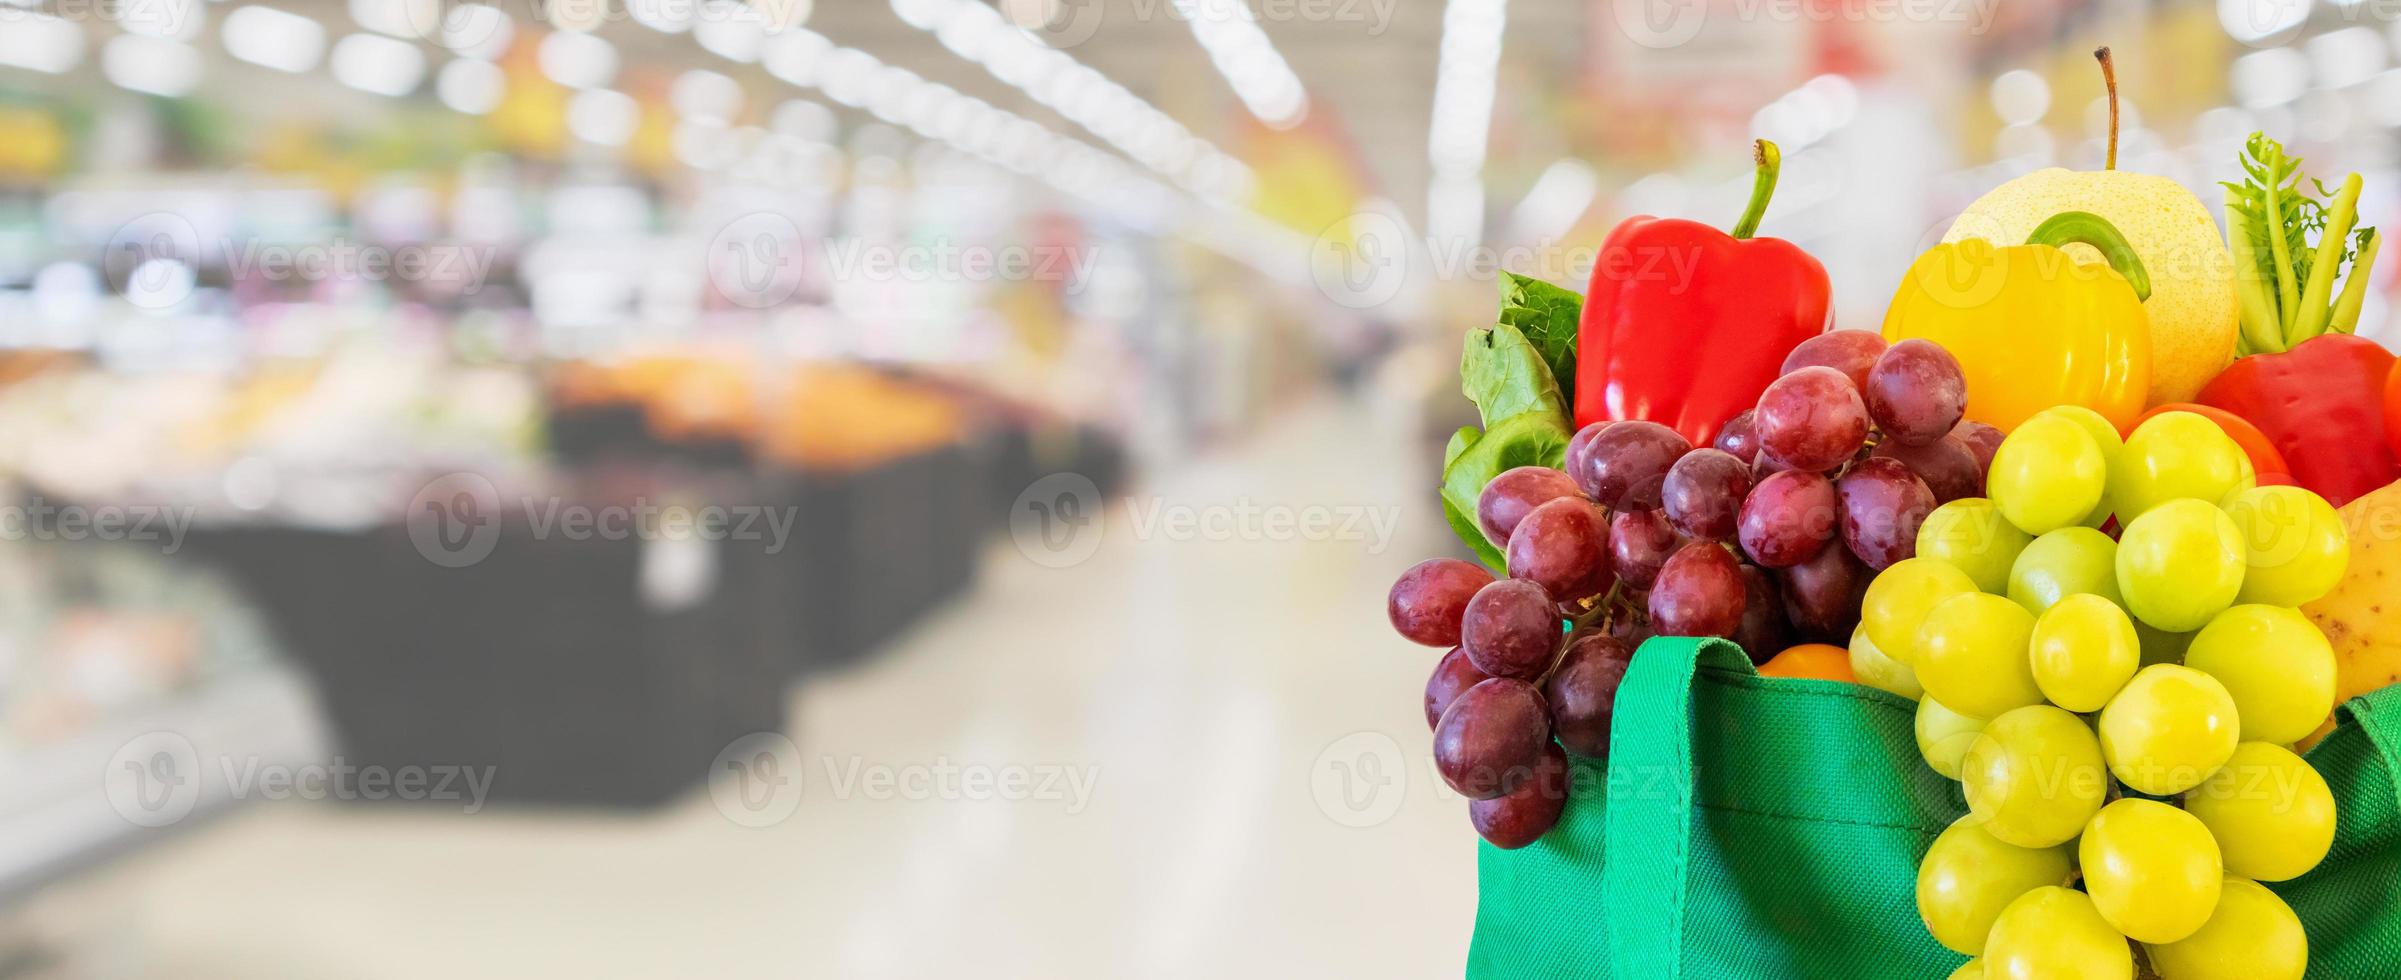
[1851, 408, 2348, 980]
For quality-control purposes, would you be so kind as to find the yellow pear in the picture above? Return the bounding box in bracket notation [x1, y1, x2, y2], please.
[1942, 49, 2236, 406]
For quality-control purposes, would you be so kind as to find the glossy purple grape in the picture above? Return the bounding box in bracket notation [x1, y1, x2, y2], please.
[1581, 420, 1691, 511]
[1545, 633, 1632, 758]
[1780, 330, 1887, 391]
[1778, 541, 1867, 642]
[1476, 465, 1583, 546]
[1713, 409, 1762, 465]
[1753, 366, 1871, 472]
[1505, 497, 1614, 605]
[1732, 563, 1790, 663]
[1836, 456, 1936, 570]
[1433, 677, 1551, 800]
[1864, 339, 1968, 446]
[1460, 578, 1560, 680]
[1388, 558, 1496, 646]
[1950, 419, 2004, 477]
[1608, 508, 1677, 589]
[1662, 448, 1751, 540]
[1469, 742, 1570, 849]
[1735, 469, 1839, 568]
[1649, 542, 1747, 639]
[1872, 435, 1981, 504]
[1565, 421, 1612, 498]
[1425, 646, 1494, 731]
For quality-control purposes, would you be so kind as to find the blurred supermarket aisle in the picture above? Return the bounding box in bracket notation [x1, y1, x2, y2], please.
[20, 391, 1476, 980]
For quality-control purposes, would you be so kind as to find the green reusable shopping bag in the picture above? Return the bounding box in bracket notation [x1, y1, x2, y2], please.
[1467, 635, 2401, 978]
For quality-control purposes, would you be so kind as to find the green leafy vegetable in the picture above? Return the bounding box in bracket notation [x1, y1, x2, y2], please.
[2223, 132, 2378, 353]
[1439, 412, 1571, 571]
[1437, 276, 1585, 568]
[1495, 272, 1583, 407]
[1442, 306, 1580, 569]
[1461, 321, 1570, 430]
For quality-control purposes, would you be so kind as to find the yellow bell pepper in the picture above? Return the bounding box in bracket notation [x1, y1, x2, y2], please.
[1882, 212, 2153, 432]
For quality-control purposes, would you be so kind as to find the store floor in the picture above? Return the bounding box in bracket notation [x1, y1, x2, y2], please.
[33, 393, 1480, 979]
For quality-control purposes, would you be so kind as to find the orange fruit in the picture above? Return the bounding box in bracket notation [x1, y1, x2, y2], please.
[1759, 643, 1858, 683]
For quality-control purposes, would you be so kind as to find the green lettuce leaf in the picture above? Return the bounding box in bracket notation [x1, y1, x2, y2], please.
[1442, 286, 1581, 569]
[1438, 412, 1571, 571]
[1461, 321, 1570, 431]
[1495, 272, 1582, 407]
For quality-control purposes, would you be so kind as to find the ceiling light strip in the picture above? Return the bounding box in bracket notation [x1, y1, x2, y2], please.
[888, 0, 1253, 206]
[1170, 0, 1307, 129]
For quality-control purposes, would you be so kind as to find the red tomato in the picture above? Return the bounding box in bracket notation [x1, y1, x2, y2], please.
[2130, 403, 2293, 483]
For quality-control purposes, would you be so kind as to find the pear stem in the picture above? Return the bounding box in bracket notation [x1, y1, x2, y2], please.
[2094, 46, 2118, 171]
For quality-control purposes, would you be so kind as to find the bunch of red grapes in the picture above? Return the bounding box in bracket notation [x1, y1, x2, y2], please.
[1388, 333, 1997, 848]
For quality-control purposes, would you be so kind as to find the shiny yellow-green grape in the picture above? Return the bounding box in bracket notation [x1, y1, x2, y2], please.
[1849, 624, 1922, 700]
[1862, 557, 1979, 664]
[2134, 620, 2195, 668]
[1946, 960, 1983, 980]
[1917, 593, 2042, 720]
[2221, 485, 2350, 607]
[1989, 415, 2108, 535]
[2112, 411, 2252, 524]
[2028, 405, 2124, 527]
[1917, 498, 2033, 594]
[2078, 798, 2223, 943]
[1917, 815, 2072, 955]
[2007, 526, 2121, 615]
[2183, 605, 2337, 744]
[2030, 593, 2140, 712]
[2115, 499, 2246, 632]
[2142, 877, 2308, 980]
[1982, 886, 2134, 980]
[1962, 705, 2108, 848]
[2098, 664, 2240, 795]
[1917, 696, 1986, 780]
[2184, 742, 2337, 882]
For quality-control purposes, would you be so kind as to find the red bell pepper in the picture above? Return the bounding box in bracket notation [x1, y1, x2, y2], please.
[2386, 356, 2401, 460]
[1575, 140, 1831, 447]
[2196, 333, 2399, 507]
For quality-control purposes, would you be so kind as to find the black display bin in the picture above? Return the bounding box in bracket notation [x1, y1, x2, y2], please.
[756, 441, 983, 676]
[183, 511, 787, 809]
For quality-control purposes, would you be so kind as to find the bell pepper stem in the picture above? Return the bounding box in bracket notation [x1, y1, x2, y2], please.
[2027, 210, 2152, 302]
[2093, 47, 2118, 171]
[2332, 228, 2380, 335]
[1730, 140, 1780, 240]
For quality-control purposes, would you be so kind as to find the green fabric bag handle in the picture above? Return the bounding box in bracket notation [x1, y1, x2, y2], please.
[1600, 635, 1755, 977]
